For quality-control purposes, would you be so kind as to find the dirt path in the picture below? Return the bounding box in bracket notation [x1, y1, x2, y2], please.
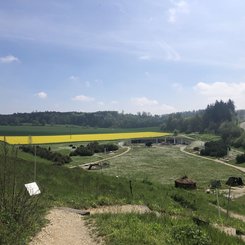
[69, 146, 131, 169]
[180, 146, 245, 173]
[29, 208, 101, 245]
[29, 205, 150, 245]
[211, 204, 245, 241]
[88, 204, 151, 215]
[30, 203, 245, 244]
[210, 203, 245, 222]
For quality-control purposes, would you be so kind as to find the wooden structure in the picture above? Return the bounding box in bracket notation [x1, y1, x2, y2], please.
[175, 176, 197, 189]
[226, 177, 244, 187]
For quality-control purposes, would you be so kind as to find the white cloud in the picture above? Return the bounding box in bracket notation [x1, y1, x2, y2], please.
[0, 55, 19, 63]
[98, 101, 105, 106]
[194, 82, 245, 98]
[69, 75, 79, 81]
[131, 97, 158, 106]
[168, 1, 190, 23]
[194, 81, 245, 108]
[36, 91, 47, 99]
[139, 55, 151, 60]
[72, 95, 95, 102]
[130, 97, 176, 114]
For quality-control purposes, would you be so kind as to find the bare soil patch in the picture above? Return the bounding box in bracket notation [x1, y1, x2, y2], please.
[29, 209, 102, 245]
[29, 204, 150, 245]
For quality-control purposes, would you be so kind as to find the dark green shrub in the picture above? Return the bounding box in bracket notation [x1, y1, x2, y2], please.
[71, 142, 118, 156]
[145, 142, 153, 147]
[236, 153, 245, 164]
[20, 145, 71, 165]
[103, 143, 119, 151]
[200, 140, 227, 157]
[70, 145, 94, 156]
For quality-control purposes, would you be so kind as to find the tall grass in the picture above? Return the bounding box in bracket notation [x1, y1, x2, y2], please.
[91, 212, 245, 245]
[0, 142, 46, 244]
[1, 142, 245, 244]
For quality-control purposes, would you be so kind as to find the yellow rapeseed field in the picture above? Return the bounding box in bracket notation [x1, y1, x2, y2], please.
[0, 132, 170, 145]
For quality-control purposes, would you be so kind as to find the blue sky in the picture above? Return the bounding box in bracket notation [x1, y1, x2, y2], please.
[1, 0, 245, 114]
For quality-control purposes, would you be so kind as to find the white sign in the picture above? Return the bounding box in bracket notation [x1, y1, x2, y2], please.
[25, 182, 41, 196]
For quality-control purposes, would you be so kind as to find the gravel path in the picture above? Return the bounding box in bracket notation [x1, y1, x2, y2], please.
[29, 209, 101, 245]
[29, 204, 150, 245]
[88, 204, 151, 215]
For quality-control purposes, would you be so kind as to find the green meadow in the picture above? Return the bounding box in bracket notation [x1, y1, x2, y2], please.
[0, 125, 161, 136]
[1, 141, 245, 244]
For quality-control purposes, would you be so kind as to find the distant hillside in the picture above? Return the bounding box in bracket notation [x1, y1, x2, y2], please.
[0, 110, 198, 128]
[0, 100, 241, 131]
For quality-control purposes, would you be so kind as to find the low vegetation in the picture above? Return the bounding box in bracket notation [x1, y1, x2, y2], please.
[20, 145, 72, 165]
[1, 141, 245, 244]
[236, 153, 245, 164]
[70, 141, 118, 157]
[1, 99, 245, 244]
[200, 140, 228, 158]
[102, 145, 243, 186]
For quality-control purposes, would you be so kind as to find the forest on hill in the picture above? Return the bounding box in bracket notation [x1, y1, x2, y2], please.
[0, 110, 195, 128]
[0, 100, 245, 133]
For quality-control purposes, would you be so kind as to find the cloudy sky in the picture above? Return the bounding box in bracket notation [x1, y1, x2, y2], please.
[1, 0, 245, 114]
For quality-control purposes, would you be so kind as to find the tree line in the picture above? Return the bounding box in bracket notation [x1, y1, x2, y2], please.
[1, 100, 245, 149]
[162, 100, 245, 149]
[0, 111, 169, 128]
[161, 100, 236, 134]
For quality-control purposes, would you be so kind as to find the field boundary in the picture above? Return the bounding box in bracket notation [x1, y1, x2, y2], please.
[0, 132, 169, 145]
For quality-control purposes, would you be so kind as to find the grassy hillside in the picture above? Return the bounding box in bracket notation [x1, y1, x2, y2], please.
[1, 142, 245, 244]
[102, 145, 244, 187]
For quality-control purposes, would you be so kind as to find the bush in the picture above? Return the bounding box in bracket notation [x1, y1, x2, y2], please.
[70, 145, 94, 156]
[172, 224, 211, 245]
[236, 153, 245, 164]
[145, 142, 153, 147]
[20, 145, 72, 165]
[103, 143, 118, 152]
[0, 143, 44, 244]
[200, 140, 227, 157]
[233, 133, 245, 148]
[70, 142, 118, 156]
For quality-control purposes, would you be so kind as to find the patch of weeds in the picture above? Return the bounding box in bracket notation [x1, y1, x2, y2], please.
[171, 224, 211, 245]
[171, 193, 197, 211]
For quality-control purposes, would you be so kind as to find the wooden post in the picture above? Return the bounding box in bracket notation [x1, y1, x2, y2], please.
[227, 186, 231, 218]
[34, 145, 37, 181]
[129, 180, 133, 197]
[216, 188, 221, 219]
